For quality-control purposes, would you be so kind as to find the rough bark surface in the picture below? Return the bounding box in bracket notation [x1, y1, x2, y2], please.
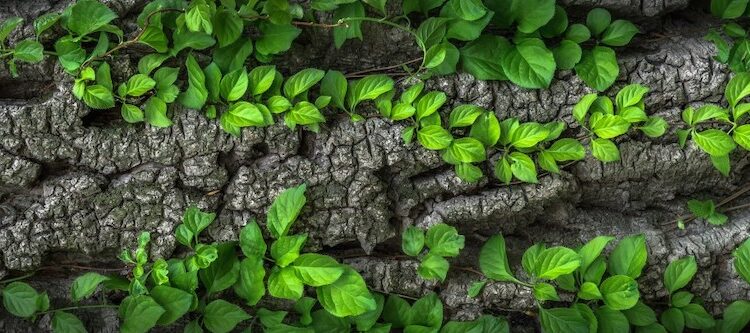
[1, 0, 749, 331]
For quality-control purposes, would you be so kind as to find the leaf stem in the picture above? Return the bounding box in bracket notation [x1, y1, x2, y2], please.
[37, 304, 119, 315]
[0, 271, 36, 284]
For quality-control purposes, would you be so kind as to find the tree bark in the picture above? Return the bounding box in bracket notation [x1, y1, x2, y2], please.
[1, 0, 748, 331]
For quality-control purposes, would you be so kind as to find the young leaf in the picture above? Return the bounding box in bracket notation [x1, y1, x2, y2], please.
[616, 84, 649, 110]
[576, 46, 619, 91]
[402, 226, 425, 257]
[144, 96, 172, 128]
[501, 38, 556, 89]
[121, 104, 144, 123]
[449, 105, 483, 128]
[178, 54, 208, 110]
[608, 234, 648, 279]
[479, 234, 518, 283]
[533, 282, 560, 302]
[267, 184, 307, 239]
[71, 272, 109, 302]
[119, 295, 165, 333]
[2, 282, 39, 318]
[509, 152, 538, 183]
[270, 234, 308, 267]
[417, 125, 453, 150]
[601, 20, 639, 46]
[234, 257, 266, 306]
[268, 266, 304, 300]
[83, 85, 115, 109]
[533, 246, 581, 280]
[693, 129, 736, 156]
[321, 70, 348, 110]
[547, 138, 586, 161]
[468, 281, 486, 298]
[185, 0, 213, 34]
[284, 68, 325, 101]
[470, 112, 501, 146]
[455, 163, 483, 182]
[415, 91, 447, 121]
[220, 68, 249, 102]
[0, 17, 23, 44]
[600, 275, 640, 310]
[316, 268, 376, 317]
[591, 138, 620, 162]
[664, 256, 698, 294]
[52, 311, 86, 333]
[203, 300, 251, 333]
[425, 223, 465, 257]
[418, 253, 450, 281]
[290, 253, 345, 287]
[640, 117, 668, 138]
[348, 75, 395, 111]
[447, 138, 486, 163]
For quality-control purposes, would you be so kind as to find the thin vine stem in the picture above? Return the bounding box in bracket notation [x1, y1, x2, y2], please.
[37, 304, 119, 315]
[0, 271, 37, 284]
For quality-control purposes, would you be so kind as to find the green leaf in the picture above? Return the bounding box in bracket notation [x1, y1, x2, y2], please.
[576, 46, 619, 91]
[511, 122, 549, 148]
[348, 75, 395, 111]
[479, 234, 518, 283]
[138, 26, 168, 53]
[693, 129, 736, 156]
[682, 105, 730, 126]
[52, 311, 86, 333]
[67, 0, 117, 36]
[539, 307, 589, 333]
[566, 23, 592, 43]
[672, 291, 694, 308]
[586, 8, 611, 36]
[553, 39, 582, 70]
[240, 220, 266, 259]
[595, 306, 630, 332]
[213, 8, 243, 47]
[183, 206, 215, 236]
[533, 246, 581, 280]
[468, 281, 486, 298]
[333, 2, 365, 48]
[578, 281, 602, 300]
[185, 0, 213, 34]
[712, 0, 750, 19]
[2, 282, 39, 317]
[321, 70, 348, 110]
[727, 72, 750, 108]
[199, 243, 240, 293]
[734, 238, 750, 284]
[268, 96, 292, 114]
[449, 105, 483, 128]
[470, 112, 501, 147]
[515, 0, 556, 34]
[416, 17, 449, 50]
[682, 303, 716, 329]
[121, 104, 144, 123]
[317, 267, 376, 317]
[54, 38, 85, 72]
[213, 39, 253, 72]
[83, 85, 115, 109]
[609, 234, 648, 279]
[267, 184, 307, 239]
[533, 282, 560, 302]
[578, 235, 615, 274]
[178, 54, 208, 110]
[624, 301, 658, 327]
[425, 223, 465, 257]
[640, 117, 668, 138]
[661, 308, 685, 333]
[722, 300, 750, 333]
[547, 138, 586, 161]
[591, 114, 630, 139]
[418, 125, 453, 150]
[71, 272, 109, 302]
[573, 93, 598, 123]
[600, 275, 640, 310]
[143, 96, 171, 128]
[150, 285, 192, 325]
[269, 266, 304, 300]
[455, 163, 483, 182]
[0, 17, 23, 44]
[402, 226, 425, 257]
[203, 300, 250, 333]
[602, 20, 639, 46]
[256, 22, 301, 56]
[234, 257, 266, 306]
[13, 39, 44, 63]
[591, 138, 620, 162]
[220, 68, 249, 102]
[540, 5, 569, 38]
[292, 253, 345, 286]
[418, 253, 450, 281]
[415, 91, 447, 121]
[616, 84, 649, 110]
[119, 295, 165, 333]
[509, 152, 538, 183]
[460, 35, 509, 80]
[501, 38, 556, 89]
[382, 295, 412, 328]
[664, 256, 697, 294]
[271, 234, 308, 267]
[447, 138, 486, 163]
[121, 74, 156, 97]
[423, 43, 447, 69]
[284, 68, 325, 100]
[410, 292, 443, 328]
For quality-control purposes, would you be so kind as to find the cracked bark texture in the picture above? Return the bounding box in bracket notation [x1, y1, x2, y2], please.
[1, 0, 749, 331]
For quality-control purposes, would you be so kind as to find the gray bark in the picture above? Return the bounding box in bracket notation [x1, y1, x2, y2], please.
[1, 0, 749, 331]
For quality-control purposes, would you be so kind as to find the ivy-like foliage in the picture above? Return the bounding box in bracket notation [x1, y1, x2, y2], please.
[0, 184, 510, 332]
[706, 0, 750, 73]
[0, 17, 46, 76]
[402, 223, 465, 281]
[677, 72, 750, 176]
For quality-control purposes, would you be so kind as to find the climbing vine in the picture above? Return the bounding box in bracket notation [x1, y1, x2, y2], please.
[2, 0, 750, 332]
